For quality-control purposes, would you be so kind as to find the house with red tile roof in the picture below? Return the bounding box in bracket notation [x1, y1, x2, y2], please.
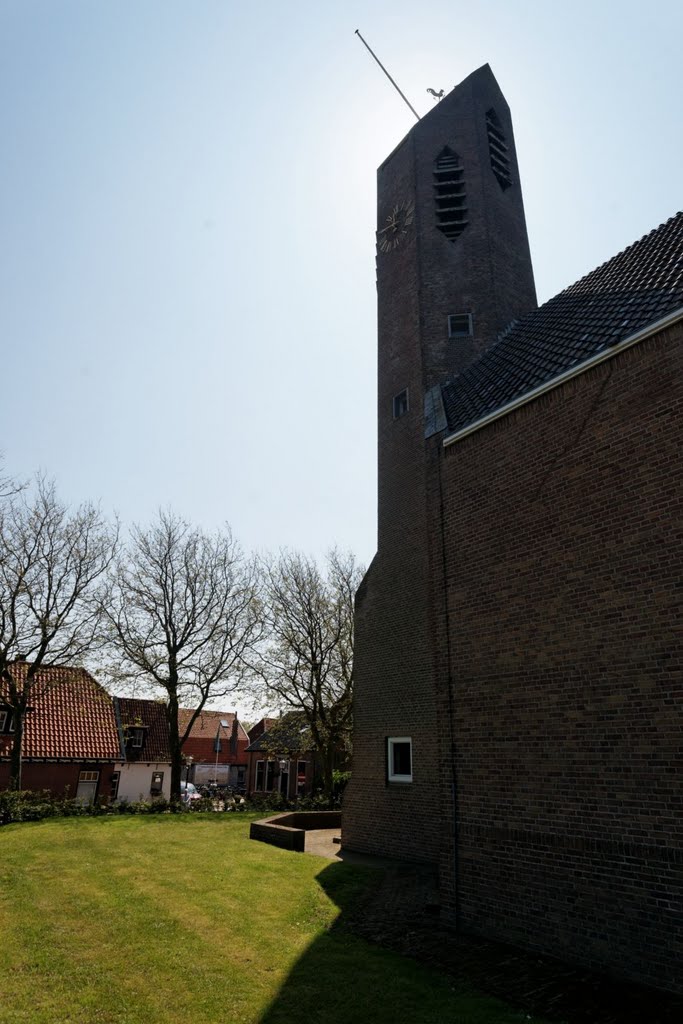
[178, 708, 249, 790]
[112, 697, 172, 802]
[0, 663, 120, 802]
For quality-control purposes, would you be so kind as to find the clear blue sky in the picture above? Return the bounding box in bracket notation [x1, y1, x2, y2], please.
[2, 0, 681, 568]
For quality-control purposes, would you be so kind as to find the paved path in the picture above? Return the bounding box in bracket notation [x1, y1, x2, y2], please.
[301, 829, 682, 1024]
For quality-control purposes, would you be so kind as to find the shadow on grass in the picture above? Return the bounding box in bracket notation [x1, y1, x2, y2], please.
[259, 857, 683, 1024]
[258, 861, 535, 1024]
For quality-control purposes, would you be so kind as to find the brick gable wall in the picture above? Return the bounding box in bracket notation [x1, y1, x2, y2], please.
[432, 323, 682, 992]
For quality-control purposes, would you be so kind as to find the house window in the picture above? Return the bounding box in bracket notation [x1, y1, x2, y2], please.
[448, 313, 473, 337]
[393, 389, 409, 419]
[296, 760, 307, 797]
[150, 771, 164, 795]
[265, 761, 276, 792]
[279, 760, 290, 797]
[110, 772, 120, 800]
[76, 770, 100, 805]
[255, 760, 265, 790]
[0, 710, 8, 733]
[387, 737, 412, 783]
[131, 728, 144, 749]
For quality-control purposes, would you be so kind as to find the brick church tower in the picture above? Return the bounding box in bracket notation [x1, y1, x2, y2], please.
[343, 65, 536, 862]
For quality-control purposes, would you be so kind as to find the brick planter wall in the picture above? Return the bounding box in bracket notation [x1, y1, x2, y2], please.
[250, 811, 341, 853]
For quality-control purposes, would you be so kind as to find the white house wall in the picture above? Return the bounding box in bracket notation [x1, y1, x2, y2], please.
[115, 762, 171, 802]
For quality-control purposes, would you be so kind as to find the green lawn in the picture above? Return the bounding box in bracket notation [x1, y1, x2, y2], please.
[0, 815, 545, 1024]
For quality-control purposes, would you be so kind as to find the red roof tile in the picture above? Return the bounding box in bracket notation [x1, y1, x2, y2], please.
[178, 708, 248, 764]
[0, 663, 120, 761]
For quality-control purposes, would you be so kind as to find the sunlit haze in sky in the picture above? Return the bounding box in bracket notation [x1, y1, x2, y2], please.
[2, 1, 682, 574]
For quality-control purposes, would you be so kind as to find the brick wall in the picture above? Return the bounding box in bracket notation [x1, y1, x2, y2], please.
[432, 323, 683, 992]
[0, 761, 118, 800]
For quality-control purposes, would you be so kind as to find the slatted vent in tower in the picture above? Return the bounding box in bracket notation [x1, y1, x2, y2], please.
[434, 148, 468, 240]
[486, 108, 512, 190]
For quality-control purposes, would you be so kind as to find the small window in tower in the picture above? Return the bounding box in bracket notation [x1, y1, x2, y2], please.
[486, 108, 513, 190]
[448, 313, 473, 337]
[434, 147, 468, 241]
[387, 737, 412, 783]
[393, 389, 409, 419]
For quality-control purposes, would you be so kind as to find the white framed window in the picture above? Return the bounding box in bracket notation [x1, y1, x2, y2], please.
[0, 710, 8, 732]
[132, 728, 144, 749]
[76, 770, 100, 805]
[387, 737, 412, 783]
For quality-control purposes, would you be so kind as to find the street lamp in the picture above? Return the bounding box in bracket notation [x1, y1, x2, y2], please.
[213, 719, 230, 787]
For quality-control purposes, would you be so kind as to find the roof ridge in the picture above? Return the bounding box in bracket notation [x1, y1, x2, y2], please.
[558, 211, 683, 298]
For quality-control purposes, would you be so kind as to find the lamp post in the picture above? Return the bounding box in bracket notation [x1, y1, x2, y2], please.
[213, 719, 230, 787]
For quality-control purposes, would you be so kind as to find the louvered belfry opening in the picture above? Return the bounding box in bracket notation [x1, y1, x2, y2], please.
[486, 108, 512, 190]
[434, 147, 468, 240]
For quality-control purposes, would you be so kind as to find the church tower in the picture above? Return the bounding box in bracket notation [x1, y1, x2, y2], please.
[344, 65, 536, 864]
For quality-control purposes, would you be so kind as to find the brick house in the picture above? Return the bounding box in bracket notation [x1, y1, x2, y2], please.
[178, 708, 249, 790]
[245, 717, 316, 800]
[342, 64, 682, 994]
[0, 663, 120, 802]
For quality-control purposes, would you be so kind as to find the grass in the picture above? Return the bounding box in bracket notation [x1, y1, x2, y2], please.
[0, 814, 547, 1024]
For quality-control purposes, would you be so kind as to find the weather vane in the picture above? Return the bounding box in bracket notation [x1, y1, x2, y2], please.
[427, 88, 445, 101]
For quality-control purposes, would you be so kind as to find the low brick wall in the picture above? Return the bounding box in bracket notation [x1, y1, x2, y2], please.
[250, 811, 341, 852]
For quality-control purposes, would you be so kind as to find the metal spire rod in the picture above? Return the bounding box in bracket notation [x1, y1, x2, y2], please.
[354, 29, 420, 122]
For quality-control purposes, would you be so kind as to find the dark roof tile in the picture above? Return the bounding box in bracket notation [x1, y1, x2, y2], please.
[442, 213, 683, 434]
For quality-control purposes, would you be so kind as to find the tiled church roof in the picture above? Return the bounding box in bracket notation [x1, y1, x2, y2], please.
[441, 212, 683, 434]
[1, 663, 120, 760]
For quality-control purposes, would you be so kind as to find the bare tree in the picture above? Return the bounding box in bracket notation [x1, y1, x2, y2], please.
[103, 511, 261, 800]
[0, 478, 118, 789]
[253, 549, 362, 803]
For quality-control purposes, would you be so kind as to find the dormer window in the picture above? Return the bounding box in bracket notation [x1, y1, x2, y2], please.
[124, 725, 147, 750]
[0, 709, 10, 733]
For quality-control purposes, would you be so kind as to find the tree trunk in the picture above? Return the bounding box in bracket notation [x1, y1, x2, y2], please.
[167, 688, 183, 803]
[9, 710, 23, 791]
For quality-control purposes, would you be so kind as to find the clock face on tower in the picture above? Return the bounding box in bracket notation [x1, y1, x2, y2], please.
[377, 198, 415, 253]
